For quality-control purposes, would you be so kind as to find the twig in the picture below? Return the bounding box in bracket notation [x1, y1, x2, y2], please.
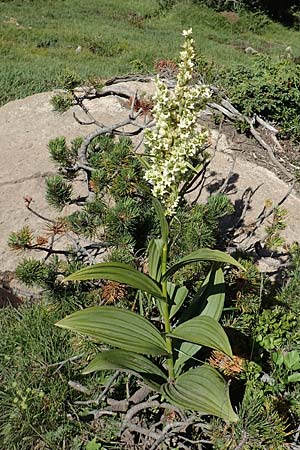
[88, 89, 130, 100]
[88, 410, 117, 420]
[46, 354, 83, 373]
[122, 423, 161, 440]
[130, 91, 138, 119]
[121, 400, 160, 431]
[73, 95, 104, 127]
[74, 162, 95, 172]
[233, 431, 248, 450]
[143, 419, 164, 450]
[68, 381, 90, 394]
[249, 124, 293, 180]
[96, 370, 120, 404]
[208, 100, 294, 181]
[72, 113, 95, 126]
[25, 204, 56, 224]
[104, 74, 153, 86]
[75, 370, 120, 406]
[78, 117, 152, 166]
[25, 245, 73, 255]
[207, 102, 236, 120]
[148, 418, 196, 450]
[128, 386, 152, 405]
[254, 114, 278, 134]
[180, 436, 212, 445]
[134, 134, 144, 153]
[44, 231, 56, 261]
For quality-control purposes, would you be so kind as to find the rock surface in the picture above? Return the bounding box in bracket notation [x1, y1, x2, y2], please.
[0, 81, 299, 278]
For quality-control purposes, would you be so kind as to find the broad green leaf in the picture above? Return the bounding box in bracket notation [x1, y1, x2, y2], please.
[64, 262, 163, 299]
[152, 197, 168, 243]
[183, 267, 225, 322]
[85, 438, 101, 450]
[83, 349, 167, 378]
[170, 315, 232, 357]
[148, 238, 163, 282]
[284, 351, 300, 370]
[168, 282, 189, 319]
[174, 341, 201, 376]
[163, 249, 244, 280]
[272, 352, 284, 367]
[287, 373, 300, 383]
[174, 268, 225, 375]
[56, 306, 167, 356]
[161, 365, 238, 422]
[199, 268, 225, 318]
[83, 349, 167, 390]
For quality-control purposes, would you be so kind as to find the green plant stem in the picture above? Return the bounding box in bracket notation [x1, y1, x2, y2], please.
[161, 242, 175, 380]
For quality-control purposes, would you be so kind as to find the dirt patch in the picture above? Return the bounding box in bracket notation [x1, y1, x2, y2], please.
[218, 121, 300, 191]
[219, 11, 240, 23]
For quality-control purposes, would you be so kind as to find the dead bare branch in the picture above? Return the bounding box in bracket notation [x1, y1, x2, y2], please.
[255, 115, 278, 134]
[104, 74, 154, 86]
[68, 380, 90, 394]
[208, 100, 294, 182]
[233, 431, 248, 450]
[121, 400, 160, 431]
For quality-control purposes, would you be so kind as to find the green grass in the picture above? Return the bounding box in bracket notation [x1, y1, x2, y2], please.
[1, 0, 300, 105]
[0, 302, 112, 449]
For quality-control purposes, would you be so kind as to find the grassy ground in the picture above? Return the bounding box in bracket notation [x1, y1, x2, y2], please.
[1, 0, 300, 105]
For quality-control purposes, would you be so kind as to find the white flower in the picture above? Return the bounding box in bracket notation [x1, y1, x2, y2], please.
[182, 28, 193, 36]
[144, 29, 211, 215]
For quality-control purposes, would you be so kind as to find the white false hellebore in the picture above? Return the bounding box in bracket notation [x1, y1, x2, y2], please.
[144, 28, 211, 215]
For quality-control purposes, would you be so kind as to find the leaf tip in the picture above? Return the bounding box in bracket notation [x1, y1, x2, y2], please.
[55, 318, 67, 329]
[62, 273, 75, 283]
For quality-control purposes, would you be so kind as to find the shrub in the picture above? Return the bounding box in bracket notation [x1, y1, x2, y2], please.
[192, 0, 299, 23]
[223, 55, 300, 141]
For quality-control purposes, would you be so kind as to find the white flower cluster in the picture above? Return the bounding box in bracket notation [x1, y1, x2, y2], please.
[144, 29, 211, 215]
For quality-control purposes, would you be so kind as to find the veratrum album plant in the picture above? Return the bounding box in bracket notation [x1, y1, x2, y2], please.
[56, 30, 242, 422]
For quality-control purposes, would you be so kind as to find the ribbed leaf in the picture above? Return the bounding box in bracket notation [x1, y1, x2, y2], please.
[152, 197, 168, 243]
[168, 282, 189, 319]
[83, 350, 167, 377]
[83, 350, 166, 389]
[83, 349, 166, 390]
[174, 341, 200, 376]
[56, 306, 167, 356]
[170, 315, 232, 357]
[174, 268, 225, 375]
[64, 262, 163, 299]
[288, 373, 300, 383]
[148, 238, 163, 282]
[200, 267, 225, 319]
[182, 267, 225, 322]
[163, 249, 244, 280]
[161, 365, 238, 422]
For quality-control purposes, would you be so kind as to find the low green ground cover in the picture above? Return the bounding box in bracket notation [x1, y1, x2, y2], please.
[1, 0, 300, 105]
